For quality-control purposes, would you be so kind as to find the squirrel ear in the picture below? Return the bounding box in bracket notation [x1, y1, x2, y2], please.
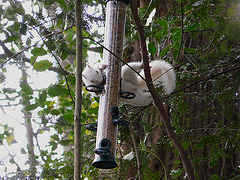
[99, 64, 108, 71]
[87, 64, 93, 69]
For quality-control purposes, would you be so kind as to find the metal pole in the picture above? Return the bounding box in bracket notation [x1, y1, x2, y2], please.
[92, 0, 128, 169]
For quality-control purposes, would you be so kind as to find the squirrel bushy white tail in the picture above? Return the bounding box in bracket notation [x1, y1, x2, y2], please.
[82, 60, 176, 106]
[140, 60, 176, 94]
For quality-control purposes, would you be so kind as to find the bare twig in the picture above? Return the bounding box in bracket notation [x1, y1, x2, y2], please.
[0, 40, 71, 76]
[32, 28, 75, 104]
[3, 144, 21, 171]
[82, 36, 146, 83]
[0, 40, 39, 68]
[166, 65, 240, 98]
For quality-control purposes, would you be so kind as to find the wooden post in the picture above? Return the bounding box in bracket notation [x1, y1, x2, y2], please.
[92, 0, 128, 169]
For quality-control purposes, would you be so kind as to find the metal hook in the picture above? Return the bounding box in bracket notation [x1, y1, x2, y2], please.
[111, 107, 129, 126]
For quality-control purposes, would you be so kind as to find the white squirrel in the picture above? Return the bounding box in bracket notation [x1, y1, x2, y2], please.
[82, 60, 176, 106]
[82, 63, 108, 96]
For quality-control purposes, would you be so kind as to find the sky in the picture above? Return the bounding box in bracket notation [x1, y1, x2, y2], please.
[0, 1, 103, 177]
[0, 0, 59, 177]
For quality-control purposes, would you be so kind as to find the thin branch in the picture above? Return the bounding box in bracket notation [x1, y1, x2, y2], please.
[166, 65, 240, 98]
[130, 1, 195, 179]
[3, 143, 21, 171]
[129, 124, 142, 180]
[143, 150, 167, 180]
[34, 133, 46, 163]
[140, 0, 153, 21]
[0, 42, 31, 67]
[0, 105, 23, 124]
[74, 0, 83, 178]
[44, 24, 75, 39]
[82, 36, 146, 83]
[0, 40, 71, 76]
[175, 2, 184, 62]
[32, 28, 75, 104]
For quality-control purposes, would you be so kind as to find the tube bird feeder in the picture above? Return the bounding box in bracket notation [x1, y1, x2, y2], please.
[92, 0, 128, 169]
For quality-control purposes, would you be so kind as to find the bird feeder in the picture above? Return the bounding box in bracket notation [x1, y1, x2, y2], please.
[92, 0, 129, 169]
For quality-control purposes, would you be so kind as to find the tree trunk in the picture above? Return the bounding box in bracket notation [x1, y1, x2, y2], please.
[122, 0, 240, 179]
[74, 0, 83, 178]
[21, 64, 36, 178]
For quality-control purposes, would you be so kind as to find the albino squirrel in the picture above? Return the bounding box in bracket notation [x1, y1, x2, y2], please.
[82, 60, 176, 106]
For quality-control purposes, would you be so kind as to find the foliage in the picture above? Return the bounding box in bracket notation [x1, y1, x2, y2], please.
[0, 0, 240, 179]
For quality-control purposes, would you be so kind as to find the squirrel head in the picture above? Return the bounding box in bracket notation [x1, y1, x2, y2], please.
[82, 64, 107, 86]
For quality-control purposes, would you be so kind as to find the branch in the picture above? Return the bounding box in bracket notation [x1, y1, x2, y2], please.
[82, 36, 146, 83]
[0, 40, 71, 76]
[130, 1, 195, 179]
[34, 133, 46, 163]
[143, 150, 167, 180]
[129, 124, 142, 180]
[166, 65, 240, 98]
[0, 40, 14, 57]
[74, 0, 83, 178]
[175, 2, 184, 62]
[31, 27, 75, 104]
[3, 143, 21, 171]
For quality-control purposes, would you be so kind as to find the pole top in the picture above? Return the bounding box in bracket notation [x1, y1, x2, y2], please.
[106, 0, 129, 5]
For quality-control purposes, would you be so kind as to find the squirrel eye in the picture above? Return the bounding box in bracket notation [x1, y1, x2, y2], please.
[96, 71, 99, 74]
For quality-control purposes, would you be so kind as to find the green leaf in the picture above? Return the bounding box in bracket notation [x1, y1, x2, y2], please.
[207, 19, 216, 29]
[156, 27, 168, 38]
[156, 19, 168, 28]
[172, 168, 182, 178]
[30, 56, 37, 64]
[39, 90, 47, 107]
[48, 84, 68, 97]
[51, 134, 59, 141]
[2, 88, 16, 94]
[57, 0, 67, 10]
[87, 107, 98, 115]
[61, 49, 68, 60]
[7, 35, 20, 42]
[51, 109, 60, 115]
[184, 48, 196, 54]
[195, 135, 217, 149]
[67, 74, 76, 85]
[60, 139, 72, 146]
[20, 148, 27, 154]
[148, 42, 157, 56]
[61, 113, 74, 124]
[31, 48, 47, 56]
[186, 22, 199, 32]
[20, 82, 33, 95]
[33, 60, 52, 71]
[178, 100, 188, 114]
[82, 98, 92, 110]
[51, 141, 58, 151]
[160, 46, 169, 57]
[140, 121, 153, 132]
[6, 134, 16, 145]
[25, 103, 39, 111]
[174, 160, 182, 164]
[182, 141, 189, 150]
[20, 23, 27, 35]
[139, 139, 147, 151]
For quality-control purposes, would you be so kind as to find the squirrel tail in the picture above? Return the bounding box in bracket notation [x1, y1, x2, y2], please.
[138, 60, 176, 94]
